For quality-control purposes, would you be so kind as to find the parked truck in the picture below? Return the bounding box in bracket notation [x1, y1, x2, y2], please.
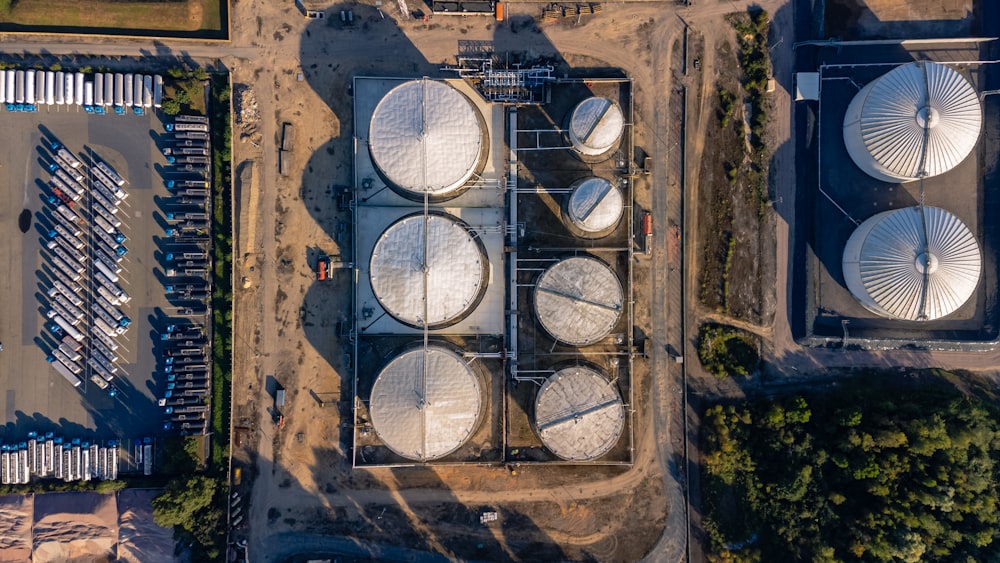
[49, 315, 84, 342]
[48, 356, 82, 388]
[162, 147, 208, 156]
[165, 122, 209, 132]
[96, 161, 126, 186]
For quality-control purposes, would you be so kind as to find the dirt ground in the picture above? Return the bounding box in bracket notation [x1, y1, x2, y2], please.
[223, 0, 699, 560]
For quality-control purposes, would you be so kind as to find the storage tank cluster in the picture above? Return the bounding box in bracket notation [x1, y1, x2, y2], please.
[2, 68, 163, 114]
[840, 62, 984, 321]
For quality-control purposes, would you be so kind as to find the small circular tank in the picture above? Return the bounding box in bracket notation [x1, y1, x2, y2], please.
[534, 365, 625, 461]
[568, 97, 624, 161]
[534, 256, 623, 346]
[563, 176, 624, 237]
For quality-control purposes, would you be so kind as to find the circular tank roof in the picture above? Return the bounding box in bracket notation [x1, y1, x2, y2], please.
[370, 213, 488, 329]
[369, 79, 485, 198]
[535, 366, 624, 461]
[568, 97, 624, 157]
[843, 61, 981, 182]
[534, 256, 623, 346]
[370, 346, 483, 461]
[567, 177, 624, 234]
[842, 206, 981, 321]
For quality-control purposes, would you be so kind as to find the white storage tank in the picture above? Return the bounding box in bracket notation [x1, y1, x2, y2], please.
[534, 365, 625, 461]
[568, 96, 625, 160]
[564, 176, 624, 237]
[534, 256, 623, 346]
[369, 212, 489, 329]
[369, 345, 484, 461]
[843, 61, 981, 183]
[368, 78, 487, 201]
[842, 206, 981, 321]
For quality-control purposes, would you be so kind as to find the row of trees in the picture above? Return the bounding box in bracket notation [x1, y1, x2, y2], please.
[701, 381, 1000, 561]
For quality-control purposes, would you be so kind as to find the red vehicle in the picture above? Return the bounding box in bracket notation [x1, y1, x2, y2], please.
[316, 256, 329, 281]
[51, 186, 74, 207]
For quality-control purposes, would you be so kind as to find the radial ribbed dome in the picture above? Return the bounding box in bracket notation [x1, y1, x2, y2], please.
[843, 62, 981, 182]
[369, 213, 488, 329]
[535, 366, 624, 461]
[369, 79, 485, 198]
[842, 206, 981, 321]
[534, 256, 623, 346]
[370, 346, 483, 461]
[566, 177, 624, 234]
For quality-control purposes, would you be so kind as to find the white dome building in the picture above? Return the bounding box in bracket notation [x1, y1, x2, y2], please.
[534, 366, 625, 461]
[843, 61, 981, 183]
[368, 79, 487, 200]
[369, 212, 488, 329]
[564, 177, 624, 237]
[568, 97, 624, 159]
[534, 256, 623, 346]
[842, 206, 981, 321]
[369, 346, 483, 461]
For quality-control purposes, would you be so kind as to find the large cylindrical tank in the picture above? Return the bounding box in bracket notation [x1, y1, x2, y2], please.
[568, 97, 624, 160]
[369, 212, 489, 329]
[842, 206, 981, 321]
[843, 61, 981, 183]
[534, 365, 625, 461]
[369, 345, 484, 461]
[534, 256, 623, 346]
[368, 78, 487, 202]
[563, 176, 624, 237]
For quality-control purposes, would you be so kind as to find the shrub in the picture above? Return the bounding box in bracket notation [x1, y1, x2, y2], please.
[698, 324, 759, 378]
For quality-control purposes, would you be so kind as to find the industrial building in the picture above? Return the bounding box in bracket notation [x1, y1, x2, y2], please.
[795, 45, 999, 349]
[349, 59, 636, 465]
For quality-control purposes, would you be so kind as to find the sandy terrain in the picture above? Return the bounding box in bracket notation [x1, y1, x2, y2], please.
[0, 491, 174, 562]
[117, 489, 177, 563]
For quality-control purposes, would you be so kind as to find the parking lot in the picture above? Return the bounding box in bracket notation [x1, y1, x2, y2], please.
[0, 102, 207, 442]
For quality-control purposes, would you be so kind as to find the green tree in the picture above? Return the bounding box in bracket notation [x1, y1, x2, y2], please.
[152, 474, 217, 529]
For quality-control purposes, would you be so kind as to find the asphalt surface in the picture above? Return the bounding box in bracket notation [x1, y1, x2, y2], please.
[0, 104, 186, 444]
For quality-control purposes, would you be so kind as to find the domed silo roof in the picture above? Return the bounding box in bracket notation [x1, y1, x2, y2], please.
[565, 177, 624, 236]
[568, 97, 624, 158]
[369, 79, 486, 200]
[369, 212, 489, 329]
[534, 256, 623, 346]
[842, 206, 980, 321]
[534, 365, 624, 461]
[369, 346, 483, 461]
[843, 61, 981, 182]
